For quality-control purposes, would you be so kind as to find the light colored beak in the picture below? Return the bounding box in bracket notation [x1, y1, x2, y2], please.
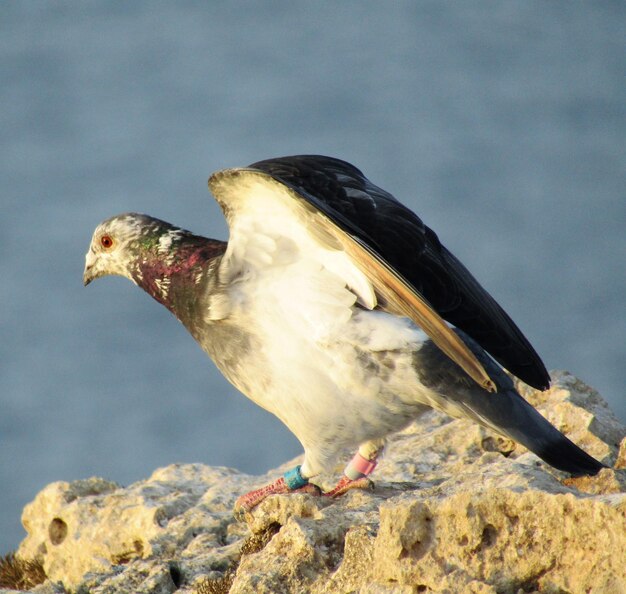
[83, 251, 97, 286]
[83, 266, 94, 286]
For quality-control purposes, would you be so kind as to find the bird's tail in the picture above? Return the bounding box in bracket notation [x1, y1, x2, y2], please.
[418, 332, 606, 477]
[458, 381, 605, 476]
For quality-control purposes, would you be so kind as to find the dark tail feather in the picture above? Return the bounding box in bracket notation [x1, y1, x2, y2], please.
[457, 371, 605, 476]
[423, 331, 607, 476]
[476, 389, 605, 476]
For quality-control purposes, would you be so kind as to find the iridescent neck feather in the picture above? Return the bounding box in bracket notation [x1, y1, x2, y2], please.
[129, 224, 226, 322]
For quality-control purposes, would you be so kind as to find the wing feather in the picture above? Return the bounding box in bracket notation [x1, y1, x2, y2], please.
[209, 167, 496, 393]
[243, 155, 550, 391]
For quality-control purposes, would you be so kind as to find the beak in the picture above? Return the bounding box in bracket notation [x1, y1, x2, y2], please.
[83, 250, 97, 286]
[83, 266, 93, 286]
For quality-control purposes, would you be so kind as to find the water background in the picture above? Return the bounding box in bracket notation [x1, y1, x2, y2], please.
[1, 2, 624, 553]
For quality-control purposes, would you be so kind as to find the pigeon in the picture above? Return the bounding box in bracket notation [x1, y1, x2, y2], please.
[83, 155, 604, 513]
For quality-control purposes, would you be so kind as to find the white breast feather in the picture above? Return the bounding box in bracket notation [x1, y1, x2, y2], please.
[203, 171, 442, 471]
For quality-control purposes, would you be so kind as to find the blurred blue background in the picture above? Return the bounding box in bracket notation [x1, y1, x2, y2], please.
[1, 2, 624, 553]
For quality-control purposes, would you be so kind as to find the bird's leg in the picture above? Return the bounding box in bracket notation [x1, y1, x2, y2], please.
[324, 440, 384, 498]
[233, 465, 320, 517]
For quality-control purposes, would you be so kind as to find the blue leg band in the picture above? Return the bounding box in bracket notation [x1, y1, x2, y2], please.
[283, 465, 308, 490]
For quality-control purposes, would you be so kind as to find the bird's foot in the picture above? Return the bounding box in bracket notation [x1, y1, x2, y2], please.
[323, 447, 380, 498]
[233, 466, 320, 519]
[323, 475, 374, 498]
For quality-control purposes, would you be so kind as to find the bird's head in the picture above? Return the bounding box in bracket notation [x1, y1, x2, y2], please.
[83, 213, 168, 286]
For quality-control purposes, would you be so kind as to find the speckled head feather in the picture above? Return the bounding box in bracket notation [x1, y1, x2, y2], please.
[84, 213, 226, 316]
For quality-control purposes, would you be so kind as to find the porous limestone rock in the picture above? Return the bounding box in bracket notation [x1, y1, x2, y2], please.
[5, 371, 626, 593]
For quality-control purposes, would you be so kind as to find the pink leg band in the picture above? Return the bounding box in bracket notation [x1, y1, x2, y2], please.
[345, 452, 378, 480]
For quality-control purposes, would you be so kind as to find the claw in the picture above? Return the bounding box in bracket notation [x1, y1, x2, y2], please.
[233, 477, 320, 519]
[323, 475, 374, 498]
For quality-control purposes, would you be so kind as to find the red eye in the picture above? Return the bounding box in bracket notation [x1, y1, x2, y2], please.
[100, 235, 114, 249]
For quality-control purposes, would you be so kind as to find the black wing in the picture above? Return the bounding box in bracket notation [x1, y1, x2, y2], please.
[249, 154, 550, 391]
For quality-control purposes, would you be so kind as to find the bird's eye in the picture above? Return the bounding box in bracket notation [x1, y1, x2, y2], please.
[100, 235, 114, 249]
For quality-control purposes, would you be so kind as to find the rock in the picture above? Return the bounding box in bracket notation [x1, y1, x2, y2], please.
[3, 371, 626, 593]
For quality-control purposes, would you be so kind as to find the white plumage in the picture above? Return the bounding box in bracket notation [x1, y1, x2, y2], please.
[206, 171, 435, 476]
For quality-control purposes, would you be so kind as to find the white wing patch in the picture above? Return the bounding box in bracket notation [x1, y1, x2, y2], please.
[208, 171, 377, 338]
